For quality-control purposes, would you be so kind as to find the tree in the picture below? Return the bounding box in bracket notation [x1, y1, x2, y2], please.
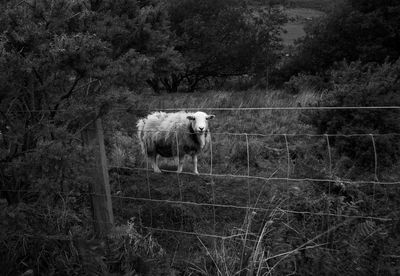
[0, 0, 172, 202]
[279, 0, 400, 82]
[302, 59, 400, 171]
[164, 0, 287, 92]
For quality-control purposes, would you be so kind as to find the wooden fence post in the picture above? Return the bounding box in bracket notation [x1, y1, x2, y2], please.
[82, 117, 114, 237]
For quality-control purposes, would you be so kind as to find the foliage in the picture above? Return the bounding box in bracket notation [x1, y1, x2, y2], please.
[108, 131, 138, 168]
[164, 0, 287, 92]
[0, 0, 171, 196]
[277, 0, 400, 83]
[287, 0, 344, 12]
[0, 200, 167, 275]
[0, 1, 176, 274]
[283, 72, 331, 94]
[302, 59, 400, 170]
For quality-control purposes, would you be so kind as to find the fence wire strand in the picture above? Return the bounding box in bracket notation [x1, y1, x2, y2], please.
[110, 166, 400, 186]
[104, 125, 398, 238]
[1, 188, 393, 222]
[8, 106, 400, 113]
[3, 106, 400, 245]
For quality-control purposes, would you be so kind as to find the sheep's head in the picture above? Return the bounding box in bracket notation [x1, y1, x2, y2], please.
[187, 111, 215, 148]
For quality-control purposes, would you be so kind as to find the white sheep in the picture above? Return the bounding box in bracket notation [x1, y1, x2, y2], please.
[137, 111, 215, 174]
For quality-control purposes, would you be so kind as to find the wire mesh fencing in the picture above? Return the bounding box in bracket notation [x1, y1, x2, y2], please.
[2, 106, 400, 275]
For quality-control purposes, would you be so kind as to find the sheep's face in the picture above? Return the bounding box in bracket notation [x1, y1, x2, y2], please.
[187, 112, 215, 133]
[187, 112, 215, 148]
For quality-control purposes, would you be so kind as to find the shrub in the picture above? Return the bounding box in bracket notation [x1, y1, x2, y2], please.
[283, 73, 331, 94]
[0, 204, 167, 275]
[302, 59, 400, 172]
[277, 0, 400, 84]
[166, 0, 287, 92]
[108, 131, 138, 167]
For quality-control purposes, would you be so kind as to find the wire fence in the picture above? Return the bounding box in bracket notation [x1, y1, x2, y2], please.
[2, 106, 400, 273]
[7, 105, 400, 114]
[98, 107, 399, 242]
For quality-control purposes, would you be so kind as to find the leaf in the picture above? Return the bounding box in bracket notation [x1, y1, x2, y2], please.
[355, 220, 376, 238]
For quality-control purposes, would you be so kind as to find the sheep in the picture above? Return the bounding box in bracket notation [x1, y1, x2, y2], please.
[137, 111, 215, 174]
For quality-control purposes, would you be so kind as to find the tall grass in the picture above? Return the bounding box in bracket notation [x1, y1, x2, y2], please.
[106, 89, 400, 275]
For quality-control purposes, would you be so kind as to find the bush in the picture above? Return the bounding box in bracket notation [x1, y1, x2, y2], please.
[302, 59, 400, 172]
[0, 203, 167, 275]
[277, 0, 400, 84]
[283, 73, 331, 94]
[108, 131, 138, 168]
[166, 0, 287, 92]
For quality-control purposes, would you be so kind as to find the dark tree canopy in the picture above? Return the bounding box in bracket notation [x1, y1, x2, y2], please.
[0, 0, 174, 164]
[279, 0, 400, 79]
[160, 0, 287, 92]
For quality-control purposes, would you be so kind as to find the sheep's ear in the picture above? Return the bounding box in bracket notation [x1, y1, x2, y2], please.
[206, 115, 215, 120]
[187, 115, 195, 121]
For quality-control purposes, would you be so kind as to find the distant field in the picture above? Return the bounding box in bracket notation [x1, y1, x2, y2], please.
[280, 0, 343, 45]
[288, 0, 342, 12]
[281, 22, 306, 45]
[281, 7, 325, 45]
[285, 7, 325, 19]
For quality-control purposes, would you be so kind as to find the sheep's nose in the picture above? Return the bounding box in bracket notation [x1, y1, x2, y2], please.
[199, 127, 204, 131]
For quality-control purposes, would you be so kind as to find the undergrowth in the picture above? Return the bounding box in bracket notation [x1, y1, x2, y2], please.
[3, 89, 400, 275]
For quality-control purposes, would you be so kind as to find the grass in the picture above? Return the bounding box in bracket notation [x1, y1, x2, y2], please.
[106, 90, 319, 274]
[104, 89, 400, 275]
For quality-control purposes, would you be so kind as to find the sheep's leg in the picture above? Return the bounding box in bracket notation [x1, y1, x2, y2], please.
[192, 154, 199, 175]
[151, 154, 161, 173]
[177, 156, 184, 173]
